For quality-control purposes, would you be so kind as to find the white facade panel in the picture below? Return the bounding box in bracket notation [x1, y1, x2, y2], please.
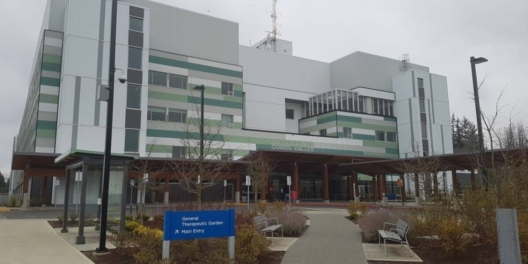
[65, 0, 101, 41]
[62, 36, 98, 79]
[431, 74, 449, 103]
[433, 101, 451, 126]
[77, 78, 96, 126]
[351, 87, 395, 101]
[285, 101, 303, 134]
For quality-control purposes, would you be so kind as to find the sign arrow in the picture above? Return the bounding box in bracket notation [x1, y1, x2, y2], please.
[174, 230, 179, 234]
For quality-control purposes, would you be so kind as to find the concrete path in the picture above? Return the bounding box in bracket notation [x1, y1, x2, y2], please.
[0, 219, 93, 264]
[281, 209, 368, 264]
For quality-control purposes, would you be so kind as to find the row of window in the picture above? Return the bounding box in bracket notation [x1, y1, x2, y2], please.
[148, 70, 235, 96]
[147, 106, 235, 127]
[172, 146, 233, 160]
[314, 127, 397, 142]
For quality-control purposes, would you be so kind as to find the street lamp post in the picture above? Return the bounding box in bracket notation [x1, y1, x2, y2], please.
[97, 0, 118, 253]
[470, 56, 488, 186]
[193, 85, 205, 207]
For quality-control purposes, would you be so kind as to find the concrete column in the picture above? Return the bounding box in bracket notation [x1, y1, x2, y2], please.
[293, 162, 299, 197]
[260, 183, 266, 201]
[323, 164, 329, 203]
[61, 169, 71, 233]
[400, 173, 406, 206]
[470, 170, 476, 191]
[352, 171, 359, 202]
[452, 169, 458, 195]
[378, 175, 383, 201]
[164, 178, 169, 206]
[347, 176, 353, 201]
[372, 175, 377, 203]
[235, 176, 241, 203]
[42, 177, 48, 206]
[77, 165, 88, 245]
[433, 173, 439, 196]
[22, 173, 30, 209]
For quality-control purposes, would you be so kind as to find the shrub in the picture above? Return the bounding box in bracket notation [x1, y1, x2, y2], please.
[349, 212, 359, 220]
[133, 227, 164, 264]
[112, 231, 136, 257]
[235, 224, 271, 264]
[268, 211, 306, 237]
[458, 188, 497, 244]
[273, 201, 286, 212]
[236, 210, 257, 226]
[517, 212, 528, 262]
[29, 198, 42, 207]
[437, 216, 470, 257]
[358, 208, 411, 243]
[348, 201, 368, 217]
[125, 214, 134, 221]
[57, 215, 64, 224]
[69, 213, 79, 223]
[8, 196, 18, 207]
[256, 200, 267, 214]
[136, 212, 151, 222]
[153, 213, 164, 221]
[125, 220, 140, 232]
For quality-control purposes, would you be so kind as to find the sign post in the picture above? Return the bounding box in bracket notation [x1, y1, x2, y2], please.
[129, 179, 135, 215]
[286, 176, 291, 207]
[163, 209, 236, 260]
[54, 178, 60, 207]
[246, 176, 251, 210]
[75, 172, 81, 214]
[223, 180, 227, 203]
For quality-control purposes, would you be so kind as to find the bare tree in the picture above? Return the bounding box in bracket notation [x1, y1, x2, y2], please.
[245, 152, 276, 203]
[168, 95, 230, 210]
[129, 142, 167, 224]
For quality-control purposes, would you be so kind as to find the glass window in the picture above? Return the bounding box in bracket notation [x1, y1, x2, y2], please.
[387, 132, 397, 142]
[358, 96, 364, 113]
[343, 127, 352, 138]
[384, 100, 389, 116]
[419, 98, 425, 113]
[124, 129, 139, 152]
[125, 109, 141, 129]
[422, 139, 429, 156]
[376, 131, 385, 141]
[128, 47, 142, 70]
[421, 122, 427, 139]
[221, 82, 234, 96]
[372, 99, 378, 114]
[419, 87, 425, 98]
[148, 71, 167, 86]
[168, 109, 187, 123]
[147, 106, 166, 121]
[319, 129, 327, 136]
[221, 149, 233, 160]
[221, 114, 234, 127]
[354, 94, 358, 112]
[286, 109, 294, 119]
[127, 84, 141, 109]
[418, 78, 424, 88]
[129, 17, 143, 32]
[172, 146, 186, 158]
[169, 74, 187, 89]
[389, 101, 394, 116]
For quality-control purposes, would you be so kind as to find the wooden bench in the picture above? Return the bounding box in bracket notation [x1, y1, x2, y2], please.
[252, 215, 283, 238]
[378, 219, 411, 256]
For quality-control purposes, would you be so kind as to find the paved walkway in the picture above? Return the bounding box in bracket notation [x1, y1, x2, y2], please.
[282, 209, 368, 264]
[0, 219, 93, 264]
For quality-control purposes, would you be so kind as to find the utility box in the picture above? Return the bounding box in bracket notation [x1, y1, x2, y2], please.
[97, 85, 109, 101]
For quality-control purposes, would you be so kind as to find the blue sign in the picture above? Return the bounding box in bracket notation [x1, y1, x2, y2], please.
[163, 209, 235, 241]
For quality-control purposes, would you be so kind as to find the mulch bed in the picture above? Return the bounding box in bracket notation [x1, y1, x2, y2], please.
[82, 249, 285, 264]
[368, 243, 499, 264]
[48, 220, 96, 228]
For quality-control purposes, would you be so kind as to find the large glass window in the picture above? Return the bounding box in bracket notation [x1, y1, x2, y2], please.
[421, 122, 427, 139]
[221, 114, 234, 127]
[286, 109, 294, 119]
[172, 146, 186, 158]
[387, 132, 397, 142]
[422, 139, 429, 156]
[376, 131, 385, 141]
[128, 47, 142, 70]
[129, 17, 143, 32]
[147, 106, 166, 121]
[221, 82, 234, 96]
[124, 129, 139, 152]
[372, 99, 378, 114]
[148, 71, 167, 86]
[319, 129, 327, 136]
[127, 84, 141, 109]
[384, 100, 389, 116]
[418, 78, 424, 88]
[169, 74, 187, 89]
[358, 96, 364, 113]
[419, 98, 426, 113]
[168, 109, 187, 123]
[343, 127, 352, 138]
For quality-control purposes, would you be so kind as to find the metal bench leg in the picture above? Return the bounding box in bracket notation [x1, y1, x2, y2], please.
[384, 239, 387, 256]
[378, 233, 381, 247]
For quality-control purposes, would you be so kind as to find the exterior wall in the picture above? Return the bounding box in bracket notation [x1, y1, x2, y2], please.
[239, 46, 329, 132]
[330, 51, 429, 92]
[285, 101, 303, 134]
[56, 0, 149, 155]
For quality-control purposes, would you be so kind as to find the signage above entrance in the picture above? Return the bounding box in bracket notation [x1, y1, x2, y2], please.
[271, 140, 314, 152]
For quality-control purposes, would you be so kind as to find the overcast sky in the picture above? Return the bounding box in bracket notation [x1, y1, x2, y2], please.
[0, 0, 527, 175]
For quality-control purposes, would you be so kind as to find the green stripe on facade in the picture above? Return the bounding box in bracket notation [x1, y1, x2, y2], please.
[187, 118, 243, 129]
[40, 77, 60, 87]
[338, 121, 397, 132]
[187, 96, 242, 109]
[37, 120, 57, 130]
[147, 129, 224, 141]
[148, 91, 188, 102]
[384, 116, 397, 122]
[42, 62, 61, 72]
[362, 140, 398, 148]
[147, 144, 250, 157]
[42, 54, 62, 64]
[317, 115, 337, 125]
[336, 115, 362, 123]
[313, 148, 363, 156]
[385, 148, 399, 155]
[150, 56, 243, 78]
[39, 94, 59, 104]
[352, 134, 375, 141]
[36, 129, 56, 138]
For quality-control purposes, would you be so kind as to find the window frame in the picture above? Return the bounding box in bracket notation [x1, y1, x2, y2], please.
[128, 47, 142, 70]
[343, 127, 352, 138]
[148, 71, 167, 86]
[387, 132, 397, 142]
[319, 129, 327, 137]
[376, 131, 385, 141]
[221, 114, 234, 127]
[147, 106, 166, 121]
[168, 74, 188, 89]
[286, 109, 294, 120]
[168, 108, 187, 123]
[221, 82, 234, 96]
[129, 16, 144, 32]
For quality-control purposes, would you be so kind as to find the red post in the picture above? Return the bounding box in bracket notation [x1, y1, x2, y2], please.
[293, 163, 299, 195]
[400, 173, 406, 205]
[372, 175, 377, 202]
[323, 164, 329, 202]
[42, 177, 48, 206]
[352, 171, 359, 199]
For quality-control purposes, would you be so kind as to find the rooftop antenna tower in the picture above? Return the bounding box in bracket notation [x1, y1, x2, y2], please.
[264, 0, 280, 51]
[400, 53, 410, 72]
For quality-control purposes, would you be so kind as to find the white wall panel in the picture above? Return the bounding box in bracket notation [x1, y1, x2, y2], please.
[65, 0, 100, 40]
[433, 101, 451, 126]
[78, 78, 96, 126]
[285, 101, 303, 134]
[62, 36, 98, 79]
[431, 74, 449, 102]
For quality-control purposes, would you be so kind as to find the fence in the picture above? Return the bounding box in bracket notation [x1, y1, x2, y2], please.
[0, 193, 23, 206]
